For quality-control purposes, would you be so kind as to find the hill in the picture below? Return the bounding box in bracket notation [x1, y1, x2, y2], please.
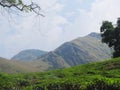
[37, 32, 111, 69]
[0, 57, 50, 73]
[0, 57, 120, 90]
[0, 57, 29, 73]
[11, 49, 47, 61]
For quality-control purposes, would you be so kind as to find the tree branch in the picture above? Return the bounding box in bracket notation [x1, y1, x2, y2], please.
[0, 0, 44, 17]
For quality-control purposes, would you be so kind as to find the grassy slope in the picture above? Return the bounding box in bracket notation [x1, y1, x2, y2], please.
[37, 57, 120, 80]
[1, 57, 120, 77]
[3, 57, 119, 90]
[0, 57, 120, 90]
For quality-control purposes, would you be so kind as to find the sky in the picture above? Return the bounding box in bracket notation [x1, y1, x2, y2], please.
[0, 0, 120, 59]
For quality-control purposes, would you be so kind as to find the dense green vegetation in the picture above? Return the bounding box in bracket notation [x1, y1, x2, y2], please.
[0, 57, 120, 90]
[100, 18, 120, 58]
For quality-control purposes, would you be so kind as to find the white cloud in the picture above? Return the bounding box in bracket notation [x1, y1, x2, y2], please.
[0, 0, 67, 58]
[0, 0, 120, 58]
[62, 0, 120, 42]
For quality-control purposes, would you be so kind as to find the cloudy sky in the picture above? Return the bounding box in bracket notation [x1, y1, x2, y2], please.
[0, 0, 120, 59]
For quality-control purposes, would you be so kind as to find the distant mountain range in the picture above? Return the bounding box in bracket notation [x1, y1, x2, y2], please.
[0, 32, 112, 73]
[11, 49, 47, 61]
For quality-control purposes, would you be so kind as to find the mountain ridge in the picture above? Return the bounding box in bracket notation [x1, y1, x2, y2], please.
[3, 32, 111, 73]
[36, 32, 111, 69]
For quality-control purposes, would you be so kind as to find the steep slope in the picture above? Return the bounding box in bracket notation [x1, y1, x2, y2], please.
[40, 52, 70, 69]
[37, 32, 111, 69]
[12, 49, 47, 61]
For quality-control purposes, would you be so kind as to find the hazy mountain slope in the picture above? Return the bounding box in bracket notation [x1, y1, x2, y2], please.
[37, 32, 111, 68]
[12, 49, 47, 61]
[0, 57, 28, 73]
[40, 52, 70, 69]
[0, 57, 50, 73]
[55, 36, 111, 66]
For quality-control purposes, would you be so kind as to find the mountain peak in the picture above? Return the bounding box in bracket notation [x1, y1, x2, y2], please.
[87, 32, 101, 39]
[11, 49, 47, 61]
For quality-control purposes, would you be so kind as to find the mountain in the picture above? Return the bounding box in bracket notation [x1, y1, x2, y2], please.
[11, 49, 47, 61]
[0, 32, 112, 73]
[9, 32, 111, 71]
[37, 32, 111, 69]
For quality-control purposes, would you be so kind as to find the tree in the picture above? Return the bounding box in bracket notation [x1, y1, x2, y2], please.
[100, 18, 120, 58]
[0, 0, 44, 16]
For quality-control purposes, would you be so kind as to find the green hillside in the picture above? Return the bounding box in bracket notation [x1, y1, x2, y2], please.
[0, 57, 120, 90]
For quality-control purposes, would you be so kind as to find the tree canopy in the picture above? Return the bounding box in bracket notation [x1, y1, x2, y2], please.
[100, 18, 120, 58]
[0, 0, 44, 16]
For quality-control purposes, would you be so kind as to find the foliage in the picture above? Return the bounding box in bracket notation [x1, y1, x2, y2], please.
[0, 57, 120, 90]
[0, 0, 44, 16]
[100, 18, 120, 58]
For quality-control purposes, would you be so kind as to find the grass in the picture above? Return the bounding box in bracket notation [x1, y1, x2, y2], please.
[0, 57, 120, 90]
